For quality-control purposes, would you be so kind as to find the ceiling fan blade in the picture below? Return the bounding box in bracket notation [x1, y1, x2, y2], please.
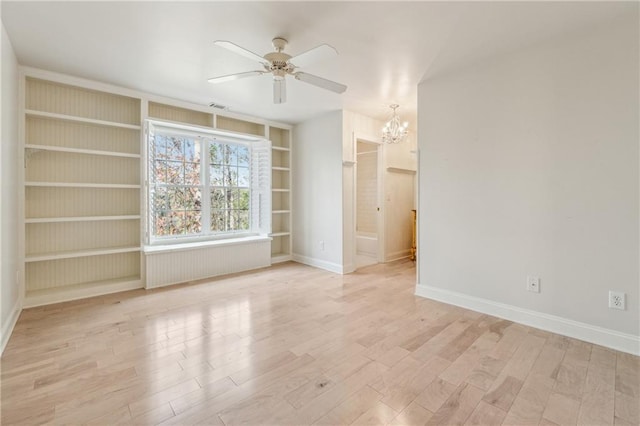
[208, 70, 266, 84]
[294, 72, 347, 94]
[214, 40, 269, 65]
[273, 78, 286, 104]
[289, 44, 338, 68]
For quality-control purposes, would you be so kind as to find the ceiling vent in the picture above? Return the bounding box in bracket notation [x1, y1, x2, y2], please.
[208, 102, 228, 110]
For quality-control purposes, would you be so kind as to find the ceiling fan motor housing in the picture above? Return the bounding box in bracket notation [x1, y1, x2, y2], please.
[264, 52, 294, 73]
[264, 37, 296, 75]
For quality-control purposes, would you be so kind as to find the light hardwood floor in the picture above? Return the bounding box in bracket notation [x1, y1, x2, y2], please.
[1, 260, 638, 425]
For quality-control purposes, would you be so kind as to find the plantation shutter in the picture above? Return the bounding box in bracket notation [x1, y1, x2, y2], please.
[251, 139, 271, 235]
[144, 122, 153, 244]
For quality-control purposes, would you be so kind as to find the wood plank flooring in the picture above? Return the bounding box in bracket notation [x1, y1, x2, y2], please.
[1, 260, 638, 425]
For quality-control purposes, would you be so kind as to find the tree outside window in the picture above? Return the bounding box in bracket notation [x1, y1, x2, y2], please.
[209, 142, 250, 232]
[149, 133, 250, 239]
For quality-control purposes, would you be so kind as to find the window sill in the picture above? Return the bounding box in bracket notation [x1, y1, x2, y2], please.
[143, 235, 271, 255]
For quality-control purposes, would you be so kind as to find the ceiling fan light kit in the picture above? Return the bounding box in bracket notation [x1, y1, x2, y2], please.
[209, 37, 347, 104]
[382, 104, 409, 144]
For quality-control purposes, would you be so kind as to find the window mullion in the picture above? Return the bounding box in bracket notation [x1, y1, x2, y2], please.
[201, 138, 211, 234]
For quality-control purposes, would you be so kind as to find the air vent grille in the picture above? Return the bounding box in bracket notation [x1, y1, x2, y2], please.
[208, 102, 228, 110]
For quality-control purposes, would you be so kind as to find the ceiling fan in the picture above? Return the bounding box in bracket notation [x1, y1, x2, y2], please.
[208, 37, 347, 104]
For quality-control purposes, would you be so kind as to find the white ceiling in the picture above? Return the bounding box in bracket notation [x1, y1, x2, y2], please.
[1, 1, 633, 126]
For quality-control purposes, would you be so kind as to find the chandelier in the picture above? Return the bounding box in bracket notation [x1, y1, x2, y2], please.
[382, 104, 409, 144]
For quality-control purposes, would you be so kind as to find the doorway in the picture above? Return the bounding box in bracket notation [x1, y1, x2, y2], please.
[355, 140, 382, 269]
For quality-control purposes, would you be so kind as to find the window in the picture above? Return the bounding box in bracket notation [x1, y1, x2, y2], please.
[209, 143, 251, 232]
[145, 121, 270, 244]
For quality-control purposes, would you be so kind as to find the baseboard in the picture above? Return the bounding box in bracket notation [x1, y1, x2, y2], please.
[415, 284, 640, 356]
[343, 263, 356, 274]
[292, 253, 344, 274]
[385, 249, 411, 263]
[1, 298, 23, 355]
[271, 254, 293, 264]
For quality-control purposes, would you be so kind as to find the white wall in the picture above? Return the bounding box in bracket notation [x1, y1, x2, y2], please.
[292, 111, 344, 273]
[1, 21, 22, 353]
[417, 16, 639, 352]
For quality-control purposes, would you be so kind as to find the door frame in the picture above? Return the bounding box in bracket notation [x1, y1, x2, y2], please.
[353, 133, 385, 267]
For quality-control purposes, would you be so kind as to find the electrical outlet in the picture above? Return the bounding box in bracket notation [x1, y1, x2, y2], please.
[319, 240, 325, 251]
[527, 276, 540, 293]
[609, 291, 626, 310]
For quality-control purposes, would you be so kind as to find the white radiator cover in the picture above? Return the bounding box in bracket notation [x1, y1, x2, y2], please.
[143, 237, 271, 289]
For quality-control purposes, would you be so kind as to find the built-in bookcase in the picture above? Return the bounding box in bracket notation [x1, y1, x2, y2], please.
[21, 71, 293, 306]
[23, 77, 142, 306]
[268, 126, 292, 263]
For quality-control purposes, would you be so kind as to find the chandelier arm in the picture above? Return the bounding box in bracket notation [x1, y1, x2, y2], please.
[382, 104, 408, 144]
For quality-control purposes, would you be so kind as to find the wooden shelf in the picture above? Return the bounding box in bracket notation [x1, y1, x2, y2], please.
[24, 276, 142, 308]
[272, 146, 290, 152]
[26, 215, 140, 224]
[25, 144, 140, 159]
[26, 246, 141, 262]
[386, 167, 417, 175]
[272, 210, 290, 214]
[25, 182, 140, 189]
[272, 167, 290, 171]
[270, 232, 290, 237]
[272, 188, 290, 192]
[25, 109, 141, 130]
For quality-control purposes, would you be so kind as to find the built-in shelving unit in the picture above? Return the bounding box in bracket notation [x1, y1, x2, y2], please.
[268, 126, 292, 263]
[23, 76, 142, 305]
[21, 70, 294, 306]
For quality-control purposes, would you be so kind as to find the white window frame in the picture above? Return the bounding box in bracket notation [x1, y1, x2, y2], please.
[144, 120, 271, 246]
